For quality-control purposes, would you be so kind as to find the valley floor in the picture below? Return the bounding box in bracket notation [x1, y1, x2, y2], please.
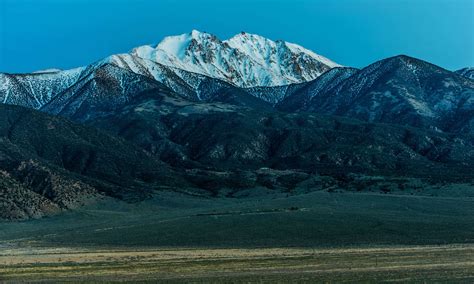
[1, 188, 474, 282]
[1, 245, 474, 283]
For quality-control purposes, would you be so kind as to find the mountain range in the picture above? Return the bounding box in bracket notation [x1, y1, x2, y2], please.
[0, 30, 473, 220]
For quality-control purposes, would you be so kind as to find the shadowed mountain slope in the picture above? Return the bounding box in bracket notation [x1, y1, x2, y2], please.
[279, 56, 474, 133]
[0, 104, 185, 220]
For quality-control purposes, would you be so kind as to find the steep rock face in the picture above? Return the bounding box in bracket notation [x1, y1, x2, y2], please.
[131, 30, 339, 87]
[279, 56, 474, 133]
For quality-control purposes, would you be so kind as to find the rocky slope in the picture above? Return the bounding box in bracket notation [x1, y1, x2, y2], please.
[456, 67, 474, 80]
[0, 104, 185, 220]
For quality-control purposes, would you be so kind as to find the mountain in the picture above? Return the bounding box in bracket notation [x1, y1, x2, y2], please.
[38, 60, 271, 122]
[0, 29, 338, 111]
[87, 87, 473, 193]
[1, 45, 472, 135]
[39, 62, 167, 121]
[3, 81, 472, 220]
[1, 32, 474, 220]
[0, 104, 187, 220]
[98, 54, 232, 101]
[456, 67, 474, 80]
[100, 54, 274, 107]
[278, 55, 474, 133]
[131, 30, 339, 88]
[0, 51, 290, 112]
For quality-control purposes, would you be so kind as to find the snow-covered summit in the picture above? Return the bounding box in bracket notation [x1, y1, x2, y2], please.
[131, 30, 339, 87]
[0, 30, 340, 109]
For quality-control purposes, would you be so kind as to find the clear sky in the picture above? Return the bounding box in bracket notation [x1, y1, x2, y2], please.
[0, 0, 473, 73]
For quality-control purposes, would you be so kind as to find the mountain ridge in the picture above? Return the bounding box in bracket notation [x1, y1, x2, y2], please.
[278, 55, 474, 133]
[131, 30, 339, 87]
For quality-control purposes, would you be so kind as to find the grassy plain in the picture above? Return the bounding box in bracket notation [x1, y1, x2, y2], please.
[1, 245, 473, 283]
[1, 188, 473, 282]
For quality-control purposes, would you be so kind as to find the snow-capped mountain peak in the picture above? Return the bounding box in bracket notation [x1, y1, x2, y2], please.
[0, 30, 341, 111]
[131, 30, 339, 87]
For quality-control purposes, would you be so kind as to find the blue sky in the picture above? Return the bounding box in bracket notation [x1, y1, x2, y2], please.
[0, 0, 473, 73]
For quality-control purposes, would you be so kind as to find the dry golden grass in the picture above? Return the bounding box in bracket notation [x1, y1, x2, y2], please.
[1, 244, 473, 283]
